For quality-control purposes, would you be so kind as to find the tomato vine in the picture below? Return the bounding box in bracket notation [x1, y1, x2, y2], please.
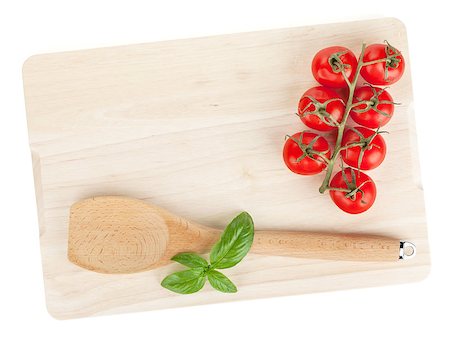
[284, 41, 404, 213]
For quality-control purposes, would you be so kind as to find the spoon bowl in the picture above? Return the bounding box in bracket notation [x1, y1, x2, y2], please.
[68, 196, 220, 273]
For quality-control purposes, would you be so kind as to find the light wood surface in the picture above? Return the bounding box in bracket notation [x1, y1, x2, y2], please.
[23, 18, 430, 319]
[68, 196, 401, 274]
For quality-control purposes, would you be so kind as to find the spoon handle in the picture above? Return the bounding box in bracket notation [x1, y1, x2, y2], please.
[251, 231, 414, 261]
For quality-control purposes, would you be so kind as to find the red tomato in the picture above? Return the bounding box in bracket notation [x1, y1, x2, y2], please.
[283, 132, 331, 175]
[329, 168, 376, 214]
[298, 86, 345, 131]
[361, 42, 405, 85]
[311, 46, 357, 88]
[340, 127, 386, 170]
[350, 86, 394, 128]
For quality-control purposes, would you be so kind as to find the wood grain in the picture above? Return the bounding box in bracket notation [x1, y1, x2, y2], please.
[252, 231, 400, 261]
[23, 18, 430, 319]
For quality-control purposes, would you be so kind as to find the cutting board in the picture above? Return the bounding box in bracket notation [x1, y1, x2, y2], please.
[23, 18, 430, 319]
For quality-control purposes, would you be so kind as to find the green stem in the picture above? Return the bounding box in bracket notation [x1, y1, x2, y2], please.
[319, 43, 367, 194]
[308, 149, 331, 164]
[327, 186, 352, 193]
[338, 141, 365, 151]
[362, 58, 389, 66]
[361, 54, 401, 67]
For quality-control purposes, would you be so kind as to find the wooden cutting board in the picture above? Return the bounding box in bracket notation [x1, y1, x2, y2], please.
[23, 18, 430, 319]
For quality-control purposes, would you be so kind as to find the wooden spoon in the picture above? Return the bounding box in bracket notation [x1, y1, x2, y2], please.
[68, 196, 415, 274]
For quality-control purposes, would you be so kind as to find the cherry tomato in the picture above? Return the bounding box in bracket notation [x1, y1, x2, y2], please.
[298, 86, 345, 131]
[329, 168, 376, 214]
[311, 46, 357, 88]
[283, 132, 331, 175]
[361, 42, 405, 85]
[350, 86, 394, 128]
[340, 126, 386, 170]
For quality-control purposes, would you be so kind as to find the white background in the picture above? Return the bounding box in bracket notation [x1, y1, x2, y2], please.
[1, 1, 448, 339]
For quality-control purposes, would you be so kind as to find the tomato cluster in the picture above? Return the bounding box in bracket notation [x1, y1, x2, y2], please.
[283, 42, 404, 214]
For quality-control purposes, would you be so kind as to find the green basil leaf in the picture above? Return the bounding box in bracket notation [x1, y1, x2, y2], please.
[171, 252, 209, 268]
[161, 268, 206, 294]
[210, 211, 254, 269]
[207, 270, 237, 293]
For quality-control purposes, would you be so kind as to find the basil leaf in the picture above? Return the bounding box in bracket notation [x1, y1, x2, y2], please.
[171, 253, 208, 268]
[210, 212, 254, 269]
[161, 268, 206, 294]
[207, 270, 237, 293]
